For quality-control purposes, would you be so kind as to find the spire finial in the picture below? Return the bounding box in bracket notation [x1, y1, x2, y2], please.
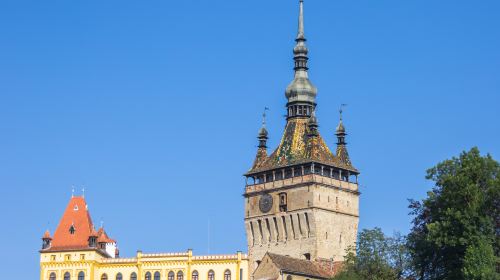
[297, 0, 305, 40]
[71, 185, 75, 198]
[257, 107, 269, 148]
[82, 186, 85, 198]
[336, 104, 347, 138]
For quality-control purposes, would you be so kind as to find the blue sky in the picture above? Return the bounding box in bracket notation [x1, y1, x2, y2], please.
[0, 0, 499, 278]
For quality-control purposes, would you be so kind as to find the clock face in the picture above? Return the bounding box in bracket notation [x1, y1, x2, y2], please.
[259, 193, 273, 213]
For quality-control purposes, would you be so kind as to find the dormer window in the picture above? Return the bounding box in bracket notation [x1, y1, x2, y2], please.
[69, 225, 76, 234]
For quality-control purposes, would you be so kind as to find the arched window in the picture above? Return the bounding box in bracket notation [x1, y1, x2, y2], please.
[168, 271, 174, 280]
[78, 271, 85, 280]
[64, 272, 71, 280]
[50, 272, 57, 280]
[130, 273, 137, 280]
[208, 270, 215, 280]
[192, 271, 198, 280]
[154, 272, 160, 280]
[116, 273, 122, 280]
[224, 270, 231, 280]
[177, 271, 183, 280]
[145, 272, 151, 280]
[101, 274, 108, 280]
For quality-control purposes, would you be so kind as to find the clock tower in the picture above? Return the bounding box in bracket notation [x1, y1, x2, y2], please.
[244, 0, 360, 275]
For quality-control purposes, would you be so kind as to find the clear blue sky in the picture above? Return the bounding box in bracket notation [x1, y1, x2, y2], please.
[0, 0, 499, 278]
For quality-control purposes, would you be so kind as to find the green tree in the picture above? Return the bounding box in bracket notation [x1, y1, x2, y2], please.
[333, 228, 411, 280]
[407, 147, 500, 280]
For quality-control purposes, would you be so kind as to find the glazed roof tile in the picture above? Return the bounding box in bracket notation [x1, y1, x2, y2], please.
[248, 118, 357, 174]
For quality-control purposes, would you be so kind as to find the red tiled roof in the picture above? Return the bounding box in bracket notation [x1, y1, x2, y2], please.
[43, 196, 117, 254]
[90, 226, 98, 237]
[97, 227, 116, 243]
[47, 196, 95, 251]
[43, 230, 52, 239]
[49, 196, 94, 250]
[266, 253, 335, 279]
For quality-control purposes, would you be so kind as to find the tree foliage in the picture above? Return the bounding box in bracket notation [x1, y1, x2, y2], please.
[333, 228, 412, 280]
[407, 147, 500, 280]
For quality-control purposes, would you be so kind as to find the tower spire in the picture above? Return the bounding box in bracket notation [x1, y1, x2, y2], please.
[285, 0, 317, 119]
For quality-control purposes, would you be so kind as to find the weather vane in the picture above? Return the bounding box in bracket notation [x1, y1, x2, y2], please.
[339, 104, 347, 120]
[262, 107, 269, 126]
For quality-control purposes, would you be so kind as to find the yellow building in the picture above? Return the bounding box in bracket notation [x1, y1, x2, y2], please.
[40, 196, 249, 280]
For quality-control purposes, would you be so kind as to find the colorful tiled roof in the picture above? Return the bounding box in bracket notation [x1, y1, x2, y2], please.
[248, 118, 357, 174]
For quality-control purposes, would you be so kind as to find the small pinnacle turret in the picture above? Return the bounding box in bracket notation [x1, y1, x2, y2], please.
[42, 230, 52, 249]
[251, 109, 269, 170]
[336, 109, 351, 166]
[258, 109, 269, 148]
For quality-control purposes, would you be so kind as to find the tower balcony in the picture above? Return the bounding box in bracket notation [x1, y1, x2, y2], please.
[245, 163, 359, 196]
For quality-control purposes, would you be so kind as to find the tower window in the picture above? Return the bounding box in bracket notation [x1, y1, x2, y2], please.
[177, 271, 184, 280]
[145, 272, 151, 280]
[116, 273, 122, 280]
[130, 273, 137, 280]
[168, 271, 174, 280]
[64, 272, 70, 280]
[50, 272, 56, 280]
[69, 225, 76, 234]
[154, 272, 160, 280]
[279, 193, 287, 212]
[192, 271, 199, 280]
[208, 270, 215, 280]
[101, 274, 108, 280]
[78, 272, 85, 280]
[224, 270, 231, 280]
